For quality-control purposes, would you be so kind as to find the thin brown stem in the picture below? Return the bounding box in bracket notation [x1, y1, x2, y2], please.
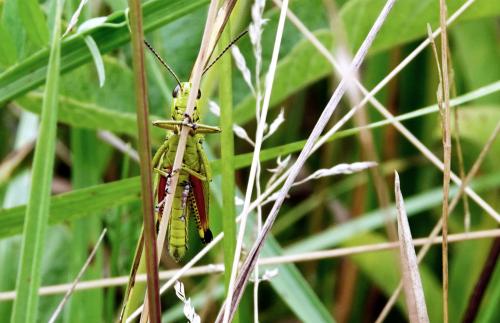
[462, 237, 500, 323]
[128, 0, 161, 321]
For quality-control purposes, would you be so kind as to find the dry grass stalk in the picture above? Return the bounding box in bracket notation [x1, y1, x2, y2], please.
[394, 172, 429, 323]
[216, 1, 396, 321]
[1, 229, 499, 301]
[375, 120, 500, 322]
[437, 1, 452, 321]
[97, 130, 139, 162]
[48, 229, 107, 323]
[289, 0, 397, 244]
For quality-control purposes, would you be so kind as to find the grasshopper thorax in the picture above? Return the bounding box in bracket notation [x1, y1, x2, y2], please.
[171, 82, 202, 122]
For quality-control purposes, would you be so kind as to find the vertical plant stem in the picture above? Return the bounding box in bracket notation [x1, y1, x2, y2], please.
[219, 22, 240, 323]
[127, 0, 161, 321]
[10, 0, 63, 321]
[438, 1, 452, 321]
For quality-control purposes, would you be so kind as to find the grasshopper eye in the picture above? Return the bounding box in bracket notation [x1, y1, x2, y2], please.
[172, 85, 180, 98]
[197, 89, 201, 99]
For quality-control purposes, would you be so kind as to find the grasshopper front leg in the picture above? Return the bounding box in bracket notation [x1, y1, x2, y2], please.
[152, 136, 170, 168]
[153, 120, 221, 134]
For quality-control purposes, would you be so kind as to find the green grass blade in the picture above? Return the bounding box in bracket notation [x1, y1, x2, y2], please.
[0, 0, 209, 104]
[10, 0, 63, 321]
[0, 23, 17, 67]
[0, 177, 141, 239]
[218, 24, 240, 323]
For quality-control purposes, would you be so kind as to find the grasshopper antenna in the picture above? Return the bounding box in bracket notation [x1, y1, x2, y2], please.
[144, 40, 182, 87]
[202, 30, 248, 75]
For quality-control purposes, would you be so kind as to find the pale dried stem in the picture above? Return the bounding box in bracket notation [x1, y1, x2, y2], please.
[3, 229, 498, 301]
[216, 2, 396, 322]
[223, 1, 289, 322]
[310, 0, 397, 243]
[48, 229, 107, 323]
[438, 1, 452, 320]
[97, 130, 139, 162]
[394, 173, 429, 323]
[375, 120, 500, 323]
[273, 0, 499, 223]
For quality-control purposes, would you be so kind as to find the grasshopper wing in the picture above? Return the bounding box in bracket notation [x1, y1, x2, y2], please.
[189, 175, 213, 243]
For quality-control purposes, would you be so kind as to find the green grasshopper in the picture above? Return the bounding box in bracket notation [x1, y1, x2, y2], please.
[144, 34, 246, 260]
[151, 78, 220, 261]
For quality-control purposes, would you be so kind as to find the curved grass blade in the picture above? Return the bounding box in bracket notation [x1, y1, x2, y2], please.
[394, 172, 429, 323]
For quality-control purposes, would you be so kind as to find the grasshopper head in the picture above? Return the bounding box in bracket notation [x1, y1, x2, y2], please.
[171, 82, 201, 122]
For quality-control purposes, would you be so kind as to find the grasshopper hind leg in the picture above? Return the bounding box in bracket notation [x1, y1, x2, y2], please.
[168, 181, 191, 262]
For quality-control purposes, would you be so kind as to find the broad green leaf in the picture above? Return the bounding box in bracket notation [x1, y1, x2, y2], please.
[0, 0, 210, 104]
[475, 259, 500, 322]
[428, 106, 500, 163]
[16, 0, 49, 47]
[15, 58, 164, 139]
[0, 23, 16, 67]
[452, 19, 500, 105]
[1, 0, 25, 63]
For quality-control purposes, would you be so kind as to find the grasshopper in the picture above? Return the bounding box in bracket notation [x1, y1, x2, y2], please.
[151, 80, 220, 261]
[145, 29, 246, 261]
